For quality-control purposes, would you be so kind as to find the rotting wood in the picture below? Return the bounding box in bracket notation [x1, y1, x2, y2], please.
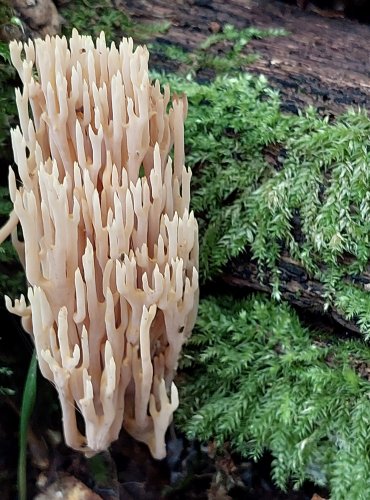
[223, 252, 369, 336]
[117, 0, 370, 115]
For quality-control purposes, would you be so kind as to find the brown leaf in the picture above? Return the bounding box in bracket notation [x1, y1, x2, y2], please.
[35, 475, 102, 500]
[312, 494, 327, 500]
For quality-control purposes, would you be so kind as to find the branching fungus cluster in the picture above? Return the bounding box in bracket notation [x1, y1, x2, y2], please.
[1, 30, 199, 459]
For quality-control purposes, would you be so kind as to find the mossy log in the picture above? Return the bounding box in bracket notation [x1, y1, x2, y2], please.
[118, 0, 370, 335]
[119, 0, 370, 115]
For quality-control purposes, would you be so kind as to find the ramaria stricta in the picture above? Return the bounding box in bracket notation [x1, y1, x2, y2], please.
[0, 30, 199, 459]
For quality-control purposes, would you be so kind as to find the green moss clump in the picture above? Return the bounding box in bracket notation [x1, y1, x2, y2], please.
[178, 295, 370, 499]
[0, 7, 25, 299]
[60, 0, 170, 44]
[152, 69, 370, 338]
[151, 25, 286, 76]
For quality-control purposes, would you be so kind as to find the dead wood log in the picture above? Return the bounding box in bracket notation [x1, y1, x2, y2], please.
[119, 0, 370, 115]
[223, 251, 370, 335]
[118, 0, 370, 333]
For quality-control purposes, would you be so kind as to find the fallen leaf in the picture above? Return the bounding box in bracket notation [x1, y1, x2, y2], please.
[35, 475, 102, 500]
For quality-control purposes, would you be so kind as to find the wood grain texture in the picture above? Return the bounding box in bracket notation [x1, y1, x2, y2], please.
[117, 0, 370, 114]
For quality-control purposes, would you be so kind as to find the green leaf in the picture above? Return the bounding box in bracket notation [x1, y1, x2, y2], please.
[18, 351, 37, 500]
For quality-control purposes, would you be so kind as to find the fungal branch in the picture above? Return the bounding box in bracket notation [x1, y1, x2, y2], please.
[1, 29, 199, 459]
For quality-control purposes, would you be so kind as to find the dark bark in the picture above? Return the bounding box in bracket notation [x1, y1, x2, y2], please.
[118, 0, 370, 115]
[223, 251, 370, 335]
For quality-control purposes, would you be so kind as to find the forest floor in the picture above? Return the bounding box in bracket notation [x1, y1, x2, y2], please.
[2, 0, 370, 499]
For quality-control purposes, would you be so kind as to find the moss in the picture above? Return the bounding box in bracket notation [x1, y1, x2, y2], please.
[0, 15, 20, 164]
[150, 67, 370, 338]
[150, 25, 286, 76]
[60, 0, 170, 44]
[178, 294, 370, 499]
